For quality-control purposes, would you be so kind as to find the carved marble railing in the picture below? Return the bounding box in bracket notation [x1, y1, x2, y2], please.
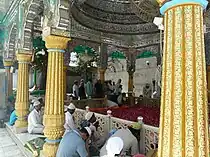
[73, 107, 159, 154]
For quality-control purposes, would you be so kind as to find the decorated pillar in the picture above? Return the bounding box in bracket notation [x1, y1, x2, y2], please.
[15, 54, 32, 128]
[207, 66, 210, 102]
[99, 68, 106, 83]
[126, 49, 136, 105]
[98, 43, 108, 83]
[63, 65, 67, 100]
[43, 35, 69, 157]
[157, 0, 209, 156]
[3, 60, 13, 98]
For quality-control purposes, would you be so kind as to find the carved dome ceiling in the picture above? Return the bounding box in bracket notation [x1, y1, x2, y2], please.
[71, 0, 160, 35]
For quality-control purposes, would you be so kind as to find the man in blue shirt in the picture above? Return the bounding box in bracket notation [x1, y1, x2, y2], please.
[9, 110, 17, 126]
[56, 127, 91, 157]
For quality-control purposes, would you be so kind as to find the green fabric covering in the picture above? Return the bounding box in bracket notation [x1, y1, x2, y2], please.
[136, 51, 155, 59]
[24, 137, 46, 157]
[74, 45, 95, 55]
[110, 51, 126, 59]
[30, 90, 45, 96]
[33, 36, 46, 51]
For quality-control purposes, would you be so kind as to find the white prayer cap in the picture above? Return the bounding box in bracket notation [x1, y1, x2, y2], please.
[106, 137, 124, 157]
[33, 101, 41, 107]
[67, 103, 76, 110]
[84, 127, 92, 136]
[85, 112, 94, 121]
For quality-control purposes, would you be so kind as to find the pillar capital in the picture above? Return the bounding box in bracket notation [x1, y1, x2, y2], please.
[17, 54, 32, 63]
[158, 0, 208, 15]
[44, 35, 70, 50]
[3, 60, 13, 67]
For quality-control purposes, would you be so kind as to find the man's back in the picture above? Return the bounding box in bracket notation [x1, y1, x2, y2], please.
[100, 128, 139, 156]
[56, 130, 87, 157]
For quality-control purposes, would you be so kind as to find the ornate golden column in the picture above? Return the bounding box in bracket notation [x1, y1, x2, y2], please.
[63, 66, 67, 100]
[207, 66, 210, 102]
[157, 0, 209, 156]
[15, 54, 32, 128]
[3, 60, 13, 98]
[128, 72, 134, 105]
[43, 35, 69, 157]
[99, 68, 106, 83]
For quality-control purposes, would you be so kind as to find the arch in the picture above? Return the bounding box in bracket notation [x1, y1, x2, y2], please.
[19, 0, 43, 51]
[7, 23, 17, 59]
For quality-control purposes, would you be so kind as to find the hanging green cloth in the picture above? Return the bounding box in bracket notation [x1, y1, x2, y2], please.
[73, 45, 95, 55]
[110, 51, 126, 59]
[136, 51, 155, 59]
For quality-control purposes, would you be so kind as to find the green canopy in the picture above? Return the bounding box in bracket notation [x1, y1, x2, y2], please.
[136, 51, 155, 59]
[73, 45, 95, 55]
[110, 51, 126, 59]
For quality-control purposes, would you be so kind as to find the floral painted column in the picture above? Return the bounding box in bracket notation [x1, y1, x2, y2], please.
[63, 65, 67, 100]
[43, 35, 69, 157]
[15, 54, 32, 128]
[157, 0, 209, 156]
[3, 59, 13, 98]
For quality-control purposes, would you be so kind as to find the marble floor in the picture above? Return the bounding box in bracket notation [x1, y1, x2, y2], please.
[0, 128, 25, 157]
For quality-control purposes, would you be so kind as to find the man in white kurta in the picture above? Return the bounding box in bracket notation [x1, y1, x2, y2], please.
[100, 122, 141, 156]
[28, 101, 44, 134]
[64, 103, 76, 135]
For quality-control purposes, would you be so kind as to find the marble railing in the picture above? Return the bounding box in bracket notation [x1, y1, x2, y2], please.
[73, 107, 159, 154]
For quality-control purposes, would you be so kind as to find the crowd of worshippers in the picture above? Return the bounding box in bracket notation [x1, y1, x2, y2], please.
[8, 96, 157, 157]
[72, 78, 126, 105]
[57, 103, 146, 157]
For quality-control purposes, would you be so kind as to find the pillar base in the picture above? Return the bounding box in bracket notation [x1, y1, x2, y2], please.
[15, 120, 28, 129]
[13, 126, 28, 133]
[43, 143, 59, 157]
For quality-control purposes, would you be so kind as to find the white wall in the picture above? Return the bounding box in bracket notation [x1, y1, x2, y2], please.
[105, 57, 157, 96]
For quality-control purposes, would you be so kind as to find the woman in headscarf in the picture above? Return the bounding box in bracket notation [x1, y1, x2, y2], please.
[101, 137, 124, 157]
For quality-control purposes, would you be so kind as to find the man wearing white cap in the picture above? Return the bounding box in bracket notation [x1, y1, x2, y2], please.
[28, 101, 44, 134]
[64, 103, 76, 135]
[56, 127, 91, 157]
[101, 137, 124, 157]
[100, 122, 141, 156]
[81, 112, 107, 156]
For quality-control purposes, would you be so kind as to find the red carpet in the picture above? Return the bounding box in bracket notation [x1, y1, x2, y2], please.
[90, 105, 160, 127]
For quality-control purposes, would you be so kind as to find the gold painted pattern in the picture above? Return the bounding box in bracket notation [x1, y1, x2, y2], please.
[43, 36, 69, 157]
[15, 54, 32, 128]
[158, 3, 209, 157]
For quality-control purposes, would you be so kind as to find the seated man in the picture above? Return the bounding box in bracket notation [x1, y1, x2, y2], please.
[28, 101, 44, 134]
[101, 137, 124, 157]
[100, 122, 141, 156]
[56, 127, 92, 157]
[9, 110, 17, 126]
[64, 103, 76, 135]
[81, 112, 107, 156]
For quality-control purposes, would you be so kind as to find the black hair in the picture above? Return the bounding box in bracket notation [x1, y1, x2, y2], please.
[80, 127, 90, 137]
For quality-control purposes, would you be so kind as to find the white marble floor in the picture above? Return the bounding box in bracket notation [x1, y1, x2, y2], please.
[0, 128, 25, 157]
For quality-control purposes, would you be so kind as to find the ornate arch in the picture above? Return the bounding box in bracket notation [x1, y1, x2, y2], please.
[17, 0, 43, 51]
[7, 23, 17, 59]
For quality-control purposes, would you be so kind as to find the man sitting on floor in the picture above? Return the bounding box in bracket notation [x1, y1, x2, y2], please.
[56, 127, 92, 157]
[64, 103, 76, 135]
[28, 101, 44, 134]
[9, 109, 17, 126]
[100, 122, 141, 156]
